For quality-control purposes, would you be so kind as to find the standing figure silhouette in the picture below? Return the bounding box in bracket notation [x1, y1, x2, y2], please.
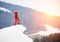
[14, 11, 20, 25]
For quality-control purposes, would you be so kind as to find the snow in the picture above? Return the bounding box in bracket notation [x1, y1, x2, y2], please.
[28, 24, 60, 36]
[46, 24, 60, 31]
[0, 7, 11, 13]
[0, 25, 33, 42]
[37, 24, 60, 36]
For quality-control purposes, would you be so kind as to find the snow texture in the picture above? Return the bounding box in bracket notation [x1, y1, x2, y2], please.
[0, 25, 33, 42]
[28, 24, 60, 36]
[0, 7, 11, 13]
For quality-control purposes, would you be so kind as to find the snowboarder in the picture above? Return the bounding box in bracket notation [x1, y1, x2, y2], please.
[14, 11, 20, 25]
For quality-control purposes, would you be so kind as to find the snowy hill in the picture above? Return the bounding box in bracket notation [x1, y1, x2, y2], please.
[28, 24, 60, 36]
[0, 25, 33, 42]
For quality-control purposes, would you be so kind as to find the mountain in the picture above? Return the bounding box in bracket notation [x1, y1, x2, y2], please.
[0, 1, 60, 35]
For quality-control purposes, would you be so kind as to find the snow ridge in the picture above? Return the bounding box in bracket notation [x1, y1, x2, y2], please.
[0, 7, 11, 13]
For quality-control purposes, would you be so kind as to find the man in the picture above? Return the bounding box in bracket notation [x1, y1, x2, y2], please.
[14, 11, 20, 25]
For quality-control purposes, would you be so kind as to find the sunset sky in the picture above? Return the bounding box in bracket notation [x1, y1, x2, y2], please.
[1, 0, 60, 16]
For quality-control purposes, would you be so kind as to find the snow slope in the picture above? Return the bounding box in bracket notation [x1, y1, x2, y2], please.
[0, 7, 11, 13]
[36, 24, 60, 36]
[0, 25, 33, 42]
[28, 24, 60, 36]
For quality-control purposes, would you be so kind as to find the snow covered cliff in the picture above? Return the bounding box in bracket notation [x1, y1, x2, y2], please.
[0, 25, 33, 42]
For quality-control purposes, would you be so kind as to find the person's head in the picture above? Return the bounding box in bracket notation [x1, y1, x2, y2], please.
[14, 11, 18, 14]
[14, 10, 18, 14]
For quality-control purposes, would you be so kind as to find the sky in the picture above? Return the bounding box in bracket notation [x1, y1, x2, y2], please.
[0, 0, 60, 16]
[0, 25, 33, 42]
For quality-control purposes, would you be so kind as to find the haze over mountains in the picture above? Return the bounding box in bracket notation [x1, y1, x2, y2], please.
[0, 1, 60, 34]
